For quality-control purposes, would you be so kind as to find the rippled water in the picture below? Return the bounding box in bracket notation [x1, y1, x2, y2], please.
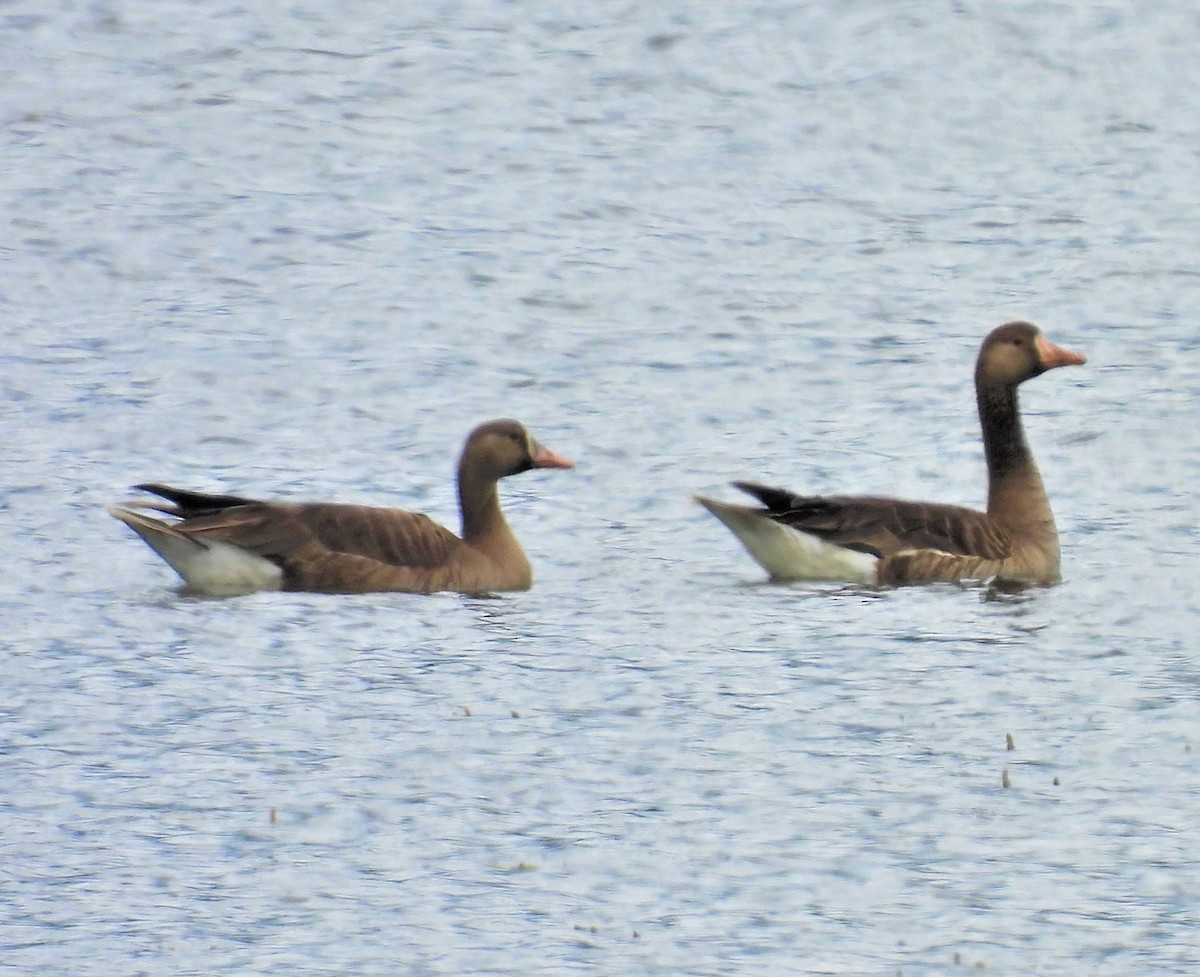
[4, 1, 1200, 974]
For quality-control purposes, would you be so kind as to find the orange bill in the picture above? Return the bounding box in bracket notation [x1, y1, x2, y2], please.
[1035, 332, 1087, 369]
[531, 442, 574, 469]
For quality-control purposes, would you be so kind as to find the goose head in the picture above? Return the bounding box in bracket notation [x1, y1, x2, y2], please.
[976, 321, 1087, 389]
[459, 418, 574, 482]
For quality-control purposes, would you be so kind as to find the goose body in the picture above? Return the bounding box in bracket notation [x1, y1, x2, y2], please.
[697, 322, 1086, 587]
[110, 419, 573, 596]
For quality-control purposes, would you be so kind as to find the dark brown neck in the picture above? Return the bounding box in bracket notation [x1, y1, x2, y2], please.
[977, 380, 1053, 530]
[457, 463, 531, 588]
[458, 465, 508, 542]
[977, 382, 1030, 478]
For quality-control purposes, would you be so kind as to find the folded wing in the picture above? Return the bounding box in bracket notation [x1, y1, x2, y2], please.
[131, 484, 463, 591]
[732, 481, 1013, 561]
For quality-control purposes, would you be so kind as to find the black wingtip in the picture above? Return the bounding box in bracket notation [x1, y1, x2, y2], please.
[731, 481, 796, 511]
[131, 483, 258, 513]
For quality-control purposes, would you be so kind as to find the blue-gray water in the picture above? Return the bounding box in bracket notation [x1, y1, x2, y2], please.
[4, 2, 1199, 975]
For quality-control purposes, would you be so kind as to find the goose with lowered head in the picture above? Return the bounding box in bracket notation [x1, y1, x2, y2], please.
[696, 322, 1086, 586]
[109, 418, 573, 595]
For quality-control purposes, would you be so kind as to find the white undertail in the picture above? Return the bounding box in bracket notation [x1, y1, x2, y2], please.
[109, 505, 284, 596]
[695, 496, 879, 585]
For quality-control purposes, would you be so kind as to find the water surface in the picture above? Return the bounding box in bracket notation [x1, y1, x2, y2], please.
[4, 2, 1199, 975]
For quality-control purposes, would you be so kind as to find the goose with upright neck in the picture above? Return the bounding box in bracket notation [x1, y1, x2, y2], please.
[696, 322, 1086, 586]
[109, 418, 573, 595]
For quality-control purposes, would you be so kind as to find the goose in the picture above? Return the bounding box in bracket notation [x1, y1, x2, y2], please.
[109, 418, 573, 595]
[696, 322, 1086, 586]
